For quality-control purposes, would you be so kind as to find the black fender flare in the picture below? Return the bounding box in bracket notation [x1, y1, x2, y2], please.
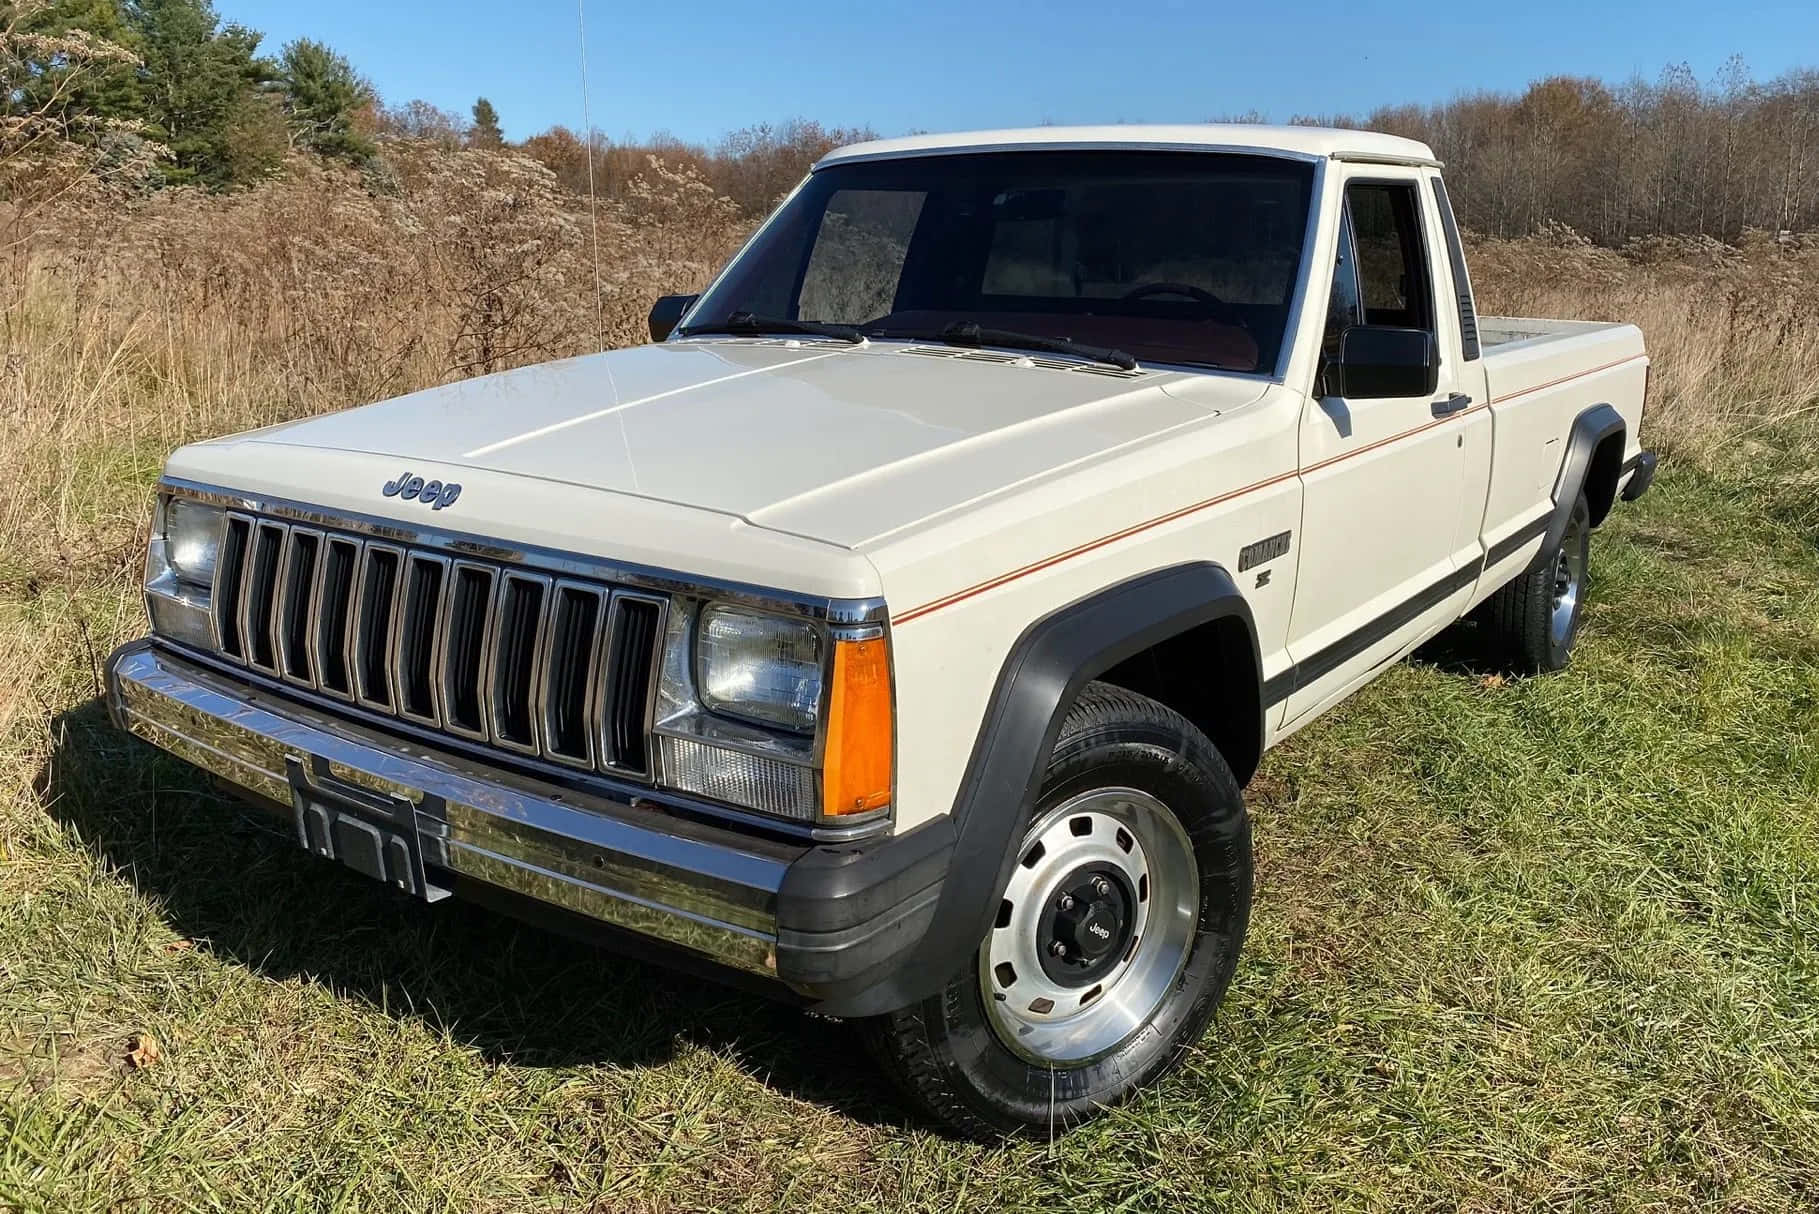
[1533, 403, 1625, 570]
[797, 561, 1259, 1017]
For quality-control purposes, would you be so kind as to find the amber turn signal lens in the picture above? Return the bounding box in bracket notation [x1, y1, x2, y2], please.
[821, 635, 893, 816]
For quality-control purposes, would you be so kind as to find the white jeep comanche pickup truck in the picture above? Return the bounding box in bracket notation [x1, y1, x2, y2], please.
[107, 124, 1657, 1137]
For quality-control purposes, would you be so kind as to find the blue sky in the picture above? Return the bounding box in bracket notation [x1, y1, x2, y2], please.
[220, 0, 1819, 146]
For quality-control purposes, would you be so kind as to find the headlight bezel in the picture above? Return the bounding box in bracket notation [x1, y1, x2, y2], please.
[653, 596, 895, 828]
[144, 493, 226, 651]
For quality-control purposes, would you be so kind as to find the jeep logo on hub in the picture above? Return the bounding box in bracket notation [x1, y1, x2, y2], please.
[382, 471, 461, 510]
[1088, 921, 1111, 940]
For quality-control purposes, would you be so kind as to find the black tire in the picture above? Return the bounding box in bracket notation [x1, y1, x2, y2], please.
[864, 681, 1252, 1140]
[1481, 492, 1591, 673]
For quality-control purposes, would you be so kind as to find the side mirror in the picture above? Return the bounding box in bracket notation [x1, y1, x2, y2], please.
[648, 293, 699, 343]
[1323, 325, 1438, 399]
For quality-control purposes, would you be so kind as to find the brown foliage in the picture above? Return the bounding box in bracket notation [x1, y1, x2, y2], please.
[1310, 62, 1819, 242]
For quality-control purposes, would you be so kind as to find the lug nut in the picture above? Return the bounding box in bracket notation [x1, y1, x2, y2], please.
[1049, 940, 1068, 958]
[1057, 893, 1076, 911]
[1091, 876, 1112, 897]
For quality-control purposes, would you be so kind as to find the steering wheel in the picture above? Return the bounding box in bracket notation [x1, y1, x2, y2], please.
[1120, 281, 1227, 307]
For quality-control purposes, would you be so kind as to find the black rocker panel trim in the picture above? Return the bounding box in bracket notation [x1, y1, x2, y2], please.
[799, 562, 1259, 1018]
[1261, 559, 1479, 706]
[1485, 511, 1551, 569]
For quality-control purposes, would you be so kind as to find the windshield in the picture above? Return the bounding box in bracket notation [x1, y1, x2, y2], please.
[685, 150, 1316, 374]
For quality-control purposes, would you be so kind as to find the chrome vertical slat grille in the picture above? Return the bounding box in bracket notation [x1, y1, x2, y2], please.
[239, 521, 287, 675]
[199, 513, 667, 787]
[276, 527, 322, 687]
[313, 537, 360, 699]
[487, 572, 549, 755]
[352, 543, 403, 712]
[394, 553, 447, 727]
[440, 561, 496, 740]
[601, 593, 664, 777]
[213, 515, 252, 659]
[541, 581, 605, 768]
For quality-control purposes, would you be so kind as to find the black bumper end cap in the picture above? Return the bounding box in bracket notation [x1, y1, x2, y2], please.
[773, 817, 955, 1014]
[1621, 450, 1658, 501]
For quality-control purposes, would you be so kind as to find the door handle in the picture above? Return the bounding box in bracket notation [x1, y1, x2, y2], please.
[1431, 393, 1472, 418]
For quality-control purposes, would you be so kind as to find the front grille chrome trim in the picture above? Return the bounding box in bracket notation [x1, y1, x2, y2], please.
[275, 525, 324, 692]
[158, 476, 887, 626]
[438, 560, 498, 742]
[350, 541, 404, 715]
[485, 570, 552, 757]
[394, 551, 451, 730]
[539, 579, 608, 771]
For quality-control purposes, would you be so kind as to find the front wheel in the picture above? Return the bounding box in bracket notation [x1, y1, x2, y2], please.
[864, 682, 1252, 1139]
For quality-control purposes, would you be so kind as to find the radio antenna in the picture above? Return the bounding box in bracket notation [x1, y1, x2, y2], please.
[577, 0, 604, 349]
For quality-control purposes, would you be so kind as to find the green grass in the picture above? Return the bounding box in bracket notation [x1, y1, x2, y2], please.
[3, 456, 1818, 1212]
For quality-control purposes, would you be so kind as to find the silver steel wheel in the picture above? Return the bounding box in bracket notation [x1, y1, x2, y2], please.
[978, 787, 1199, 1067]
[1550, 509, 1588, 649]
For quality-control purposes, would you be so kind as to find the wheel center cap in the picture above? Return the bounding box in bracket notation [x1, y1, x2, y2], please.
[1040, 866, 1135, 985]
[1062, 903, 1120, 960]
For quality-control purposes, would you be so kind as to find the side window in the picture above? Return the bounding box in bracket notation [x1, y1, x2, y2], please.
[797, 189, 926, 325]
[1344, 182, 1433, 332]
[1321, 206, 1362, 359]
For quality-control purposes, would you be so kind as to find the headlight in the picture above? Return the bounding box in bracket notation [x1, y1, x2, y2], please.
[696, 605, 823, 732]
[144, 494, 224, 650]
[165, 499, 224, 588]
[655, 598, 893, 826]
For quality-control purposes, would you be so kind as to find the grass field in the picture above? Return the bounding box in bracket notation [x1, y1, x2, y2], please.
[3, 440, 1817, 1210]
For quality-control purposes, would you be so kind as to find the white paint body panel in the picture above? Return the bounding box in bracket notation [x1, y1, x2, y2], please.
[159, 127, 1649, 837]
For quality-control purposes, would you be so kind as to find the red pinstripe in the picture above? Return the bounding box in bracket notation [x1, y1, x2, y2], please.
[891, 353, 1645, 624]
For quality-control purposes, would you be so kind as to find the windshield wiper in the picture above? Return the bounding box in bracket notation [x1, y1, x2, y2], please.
[678, 311, 864, 344]
[872, 321, 1137, 371]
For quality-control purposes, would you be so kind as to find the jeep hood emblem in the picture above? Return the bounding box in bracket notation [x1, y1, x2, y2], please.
[382, 469, 461, 510]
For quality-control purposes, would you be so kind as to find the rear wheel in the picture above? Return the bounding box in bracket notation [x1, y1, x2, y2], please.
[1482, 492, 1591, 673]
[864, 682, 1252, 1139]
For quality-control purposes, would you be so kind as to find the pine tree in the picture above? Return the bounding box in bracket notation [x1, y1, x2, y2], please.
[470, 97, 503, 148]
[280, 38, 374, 162]
[127, 0, 281, 187]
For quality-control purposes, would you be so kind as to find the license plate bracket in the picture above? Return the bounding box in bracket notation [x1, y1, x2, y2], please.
[286, 755, 450, 902]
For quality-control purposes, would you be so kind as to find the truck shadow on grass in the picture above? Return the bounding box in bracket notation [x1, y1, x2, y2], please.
[38, 700, 909, 1130]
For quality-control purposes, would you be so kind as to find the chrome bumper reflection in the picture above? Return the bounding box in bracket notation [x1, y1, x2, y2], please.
[105, 641, 793, 976]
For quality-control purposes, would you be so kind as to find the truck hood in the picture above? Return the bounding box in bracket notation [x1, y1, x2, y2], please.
[228, 338, 1266, 549]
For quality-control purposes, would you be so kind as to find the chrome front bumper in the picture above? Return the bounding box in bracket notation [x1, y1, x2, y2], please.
[106, 640, 801, 977]
[104, 640, 952, 1010]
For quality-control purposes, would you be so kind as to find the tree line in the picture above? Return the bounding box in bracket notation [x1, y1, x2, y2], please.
[1295, 61, 1819, 242]
[8, 0, 1818, 241]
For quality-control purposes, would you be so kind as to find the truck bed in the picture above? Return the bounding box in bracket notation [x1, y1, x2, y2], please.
[1478, 314, 1647, 410]
[1479, 315, 1629, 349]
[1470, 314, 1650, 576]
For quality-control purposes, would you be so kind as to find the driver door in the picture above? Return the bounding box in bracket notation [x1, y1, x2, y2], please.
[1282, 173, 1470, 721]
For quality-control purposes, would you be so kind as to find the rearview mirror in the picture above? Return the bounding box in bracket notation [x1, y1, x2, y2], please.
[648, 293, 699, 343]
[1323, 325, 1438, 399]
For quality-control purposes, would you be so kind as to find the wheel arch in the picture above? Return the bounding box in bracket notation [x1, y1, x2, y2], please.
[808, 561, 1261, 1018]
[1534, 402, 1625, 569]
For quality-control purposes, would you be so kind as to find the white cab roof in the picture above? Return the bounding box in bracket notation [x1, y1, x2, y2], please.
[818, 124, 1438, 169]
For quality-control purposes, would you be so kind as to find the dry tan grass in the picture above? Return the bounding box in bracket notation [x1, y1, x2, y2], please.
[1467, 224, 1819, 456]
